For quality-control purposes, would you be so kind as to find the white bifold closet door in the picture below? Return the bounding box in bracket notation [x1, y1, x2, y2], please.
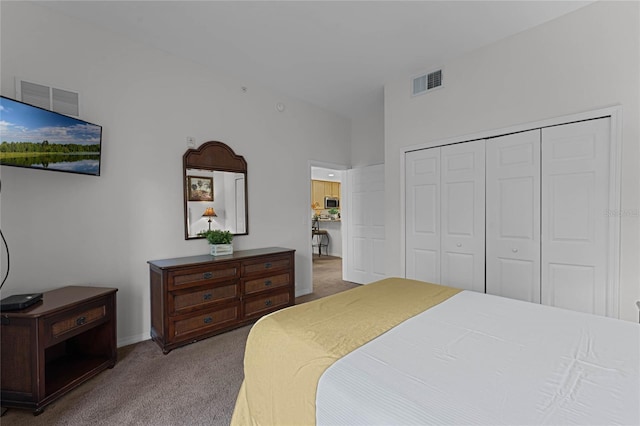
[541, 118, 611, 315]
[440, 142, 485, 292]
[486, 130, 541, 303]
[405, 148, 441, 284]
[405, 141, 485, 292]
[406, 116, 613, 316]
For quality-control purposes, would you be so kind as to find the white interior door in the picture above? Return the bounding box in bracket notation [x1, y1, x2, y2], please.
[486, 130, 541, 302]
[405, 148, 440, 283]
[541, 118, 611, 315]
[440, 141, 485, 292]
[345, 164, 385, 284]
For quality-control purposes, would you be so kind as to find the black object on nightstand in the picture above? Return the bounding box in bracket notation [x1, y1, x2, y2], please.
[0, 293, 43, 311]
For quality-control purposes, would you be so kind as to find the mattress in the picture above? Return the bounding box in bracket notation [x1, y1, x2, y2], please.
[231, 278, 639, 426]
[317, 290, 640, 425]
[231, 278, 460, 425]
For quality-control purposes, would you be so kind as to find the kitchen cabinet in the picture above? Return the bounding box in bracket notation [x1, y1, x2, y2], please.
[311, 180, 341, 208]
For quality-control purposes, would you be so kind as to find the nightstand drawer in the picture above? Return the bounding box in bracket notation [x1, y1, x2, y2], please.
[170, 304, 239, 339]
[243, 291, 290, 319]
[168, 263, 239, 290]
[244, 273, 291, 295]
[44, 301, 109, 346]
[242, 255, 291, 276]
[170, 282, 239, 315]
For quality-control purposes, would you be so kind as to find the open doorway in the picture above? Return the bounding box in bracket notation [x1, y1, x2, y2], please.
[302, 164, 359, 303]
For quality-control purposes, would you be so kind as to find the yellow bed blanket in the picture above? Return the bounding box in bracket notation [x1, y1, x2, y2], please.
[231, 277, 461, 426]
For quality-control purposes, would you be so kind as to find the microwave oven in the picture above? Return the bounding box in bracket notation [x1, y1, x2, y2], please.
[324, 197, 339, 209]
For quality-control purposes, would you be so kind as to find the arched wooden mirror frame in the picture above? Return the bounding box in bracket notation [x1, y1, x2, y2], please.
[183, 141, 248, 239]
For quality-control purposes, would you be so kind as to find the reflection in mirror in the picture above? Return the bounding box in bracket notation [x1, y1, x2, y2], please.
[183, 141, 248, 240]
[186, 169, 246, 236]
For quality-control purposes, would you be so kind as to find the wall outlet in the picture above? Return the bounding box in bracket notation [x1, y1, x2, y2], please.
[186, 136, 196, 148]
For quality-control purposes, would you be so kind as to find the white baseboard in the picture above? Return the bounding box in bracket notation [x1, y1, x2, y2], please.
[117, 332, 149, 348]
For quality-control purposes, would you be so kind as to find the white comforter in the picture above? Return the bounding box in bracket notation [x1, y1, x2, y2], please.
[317, 291, 640, 425]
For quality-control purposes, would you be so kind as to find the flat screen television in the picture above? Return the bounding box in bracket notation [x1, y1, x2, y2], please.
[0, 95, 102, 176]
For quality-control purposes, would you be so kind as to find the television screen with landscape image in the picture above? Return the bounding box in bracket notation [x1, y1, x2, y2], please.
[0, 96, 102, 176]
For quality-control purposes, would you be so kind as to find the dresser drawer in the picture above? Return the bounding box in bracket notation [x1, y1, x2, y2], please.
[169, 282, 239, 315]
[242, 254, 291, 277]
[43, 299, 109, 347]
[168, 263, 239, 291]
[244, 273, 291, 296]
[170, 303, 239, 340]
[243, 291, 291, 319]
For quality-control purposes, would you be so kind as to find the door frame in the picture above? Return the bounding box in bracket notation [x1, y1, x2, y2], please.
[307, 160, 349, 295]
[400, 105, 622, 317]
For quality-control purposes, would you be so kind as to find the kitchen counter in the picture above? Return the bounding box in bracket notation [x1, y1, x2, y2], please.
[312, 219, 342, 257]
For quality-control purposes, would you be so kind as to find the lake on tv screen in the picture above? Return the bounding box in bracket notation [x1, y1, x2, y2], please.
[0, 100, 101, 175]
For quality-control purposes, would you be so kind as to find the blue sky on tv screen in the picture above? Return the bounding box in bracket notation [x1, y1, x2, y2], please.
[0, 97, 101, 146]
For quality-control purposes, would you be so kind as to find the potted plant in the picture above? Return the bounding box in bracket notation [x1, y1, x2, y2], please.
[328, 208, 339, 220]
[199, 229, 234, 256]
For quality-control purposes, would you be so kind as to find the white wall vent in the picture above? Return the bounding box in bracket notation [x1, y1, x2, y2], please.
[412, 68, 443, 96]
[16, 78, 79, 116]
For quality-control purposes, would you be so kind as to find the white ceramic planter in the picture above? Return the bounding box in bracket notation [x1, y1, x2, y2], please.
[210, 244, 233, 256]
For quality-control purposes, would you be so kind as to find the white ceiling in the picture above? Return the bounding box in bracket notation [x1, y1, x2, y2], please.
[37, 1, 593, 119]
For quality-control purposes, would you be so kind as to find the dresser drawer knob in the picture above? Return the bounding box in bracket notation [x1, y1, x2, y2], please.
[264, 280, 272, 287]
[203, 316, 213, 324]
[76, 316, 87, 326]
[203, 293, 213, 300]
[203, 272, 213, 279]
[264, 262, 272, 269]
[265, 300, 272, 307]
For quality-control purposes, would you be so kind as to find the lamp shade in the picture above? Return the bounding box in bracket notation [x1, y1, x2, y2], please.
[202, 207, 217, 218]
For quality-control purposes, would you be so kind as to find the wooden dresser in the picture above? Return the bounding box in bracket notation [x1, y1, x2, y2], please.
[1, 286, 118, 414]
[148, 247, 295, 353]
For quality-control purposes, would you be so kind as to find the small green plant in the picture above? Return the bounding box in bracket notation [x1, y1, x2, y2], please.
[328, 208, 339, 215]
[199, 229, 233, 244]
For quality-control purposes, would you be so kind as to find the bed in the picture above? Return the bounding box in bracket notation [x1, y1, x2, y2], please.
[231, 278, 639, 426]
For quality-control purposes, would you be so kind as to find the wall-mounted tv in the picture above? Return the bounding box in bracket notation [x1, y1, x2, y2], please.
[0, 95, 102, 176]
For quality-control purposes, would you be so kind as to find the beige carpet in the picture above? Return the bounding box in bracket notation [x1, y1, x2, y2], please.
[2, 256, 358, 425]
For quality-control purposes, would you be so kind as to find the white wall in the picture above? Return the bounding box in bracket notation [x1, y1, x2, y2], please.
[350, 90, 385, 168]
[0, 2, 351, 345]
[384, 1, 640, 322]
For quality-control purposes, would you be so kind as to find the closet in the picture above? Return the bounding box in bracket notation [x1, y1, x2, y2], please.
[405, 117, 614, 316]
[405, 141, 485, 293]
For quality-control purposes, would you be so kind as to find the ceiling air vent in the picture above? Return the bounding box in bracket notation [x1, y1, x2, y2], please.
[412, 68, 443, 96]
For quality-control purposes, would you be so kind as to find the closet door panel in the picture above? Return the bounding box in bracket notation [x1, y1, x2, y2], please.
[542, 118, 610, 315]
[440, 141, 485, 292]
[486, 130, 541, 302]
[405, 148, 440, 283]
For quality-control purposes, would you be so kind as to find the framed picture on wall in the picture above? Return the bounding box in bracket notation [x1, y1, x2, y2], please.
[187, 176, 214, 201]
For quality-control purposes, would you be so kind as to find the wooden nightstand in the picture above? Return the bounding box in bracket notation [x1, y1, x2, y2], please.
[1, 286, 118, 415]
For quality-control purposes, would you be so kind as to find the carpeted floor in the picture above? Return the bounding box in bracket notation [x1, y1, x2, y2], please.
[2, 256, 358, 426]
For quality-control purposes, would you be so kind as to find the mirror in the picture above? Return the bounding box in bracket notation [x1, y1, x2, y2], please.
[184, 141, 248, 239]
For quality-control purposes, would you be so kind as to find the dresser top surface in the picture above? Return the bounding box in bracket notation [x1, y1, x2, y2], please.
[1, 286, 118, 318]
[148, 247, 295, 270]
